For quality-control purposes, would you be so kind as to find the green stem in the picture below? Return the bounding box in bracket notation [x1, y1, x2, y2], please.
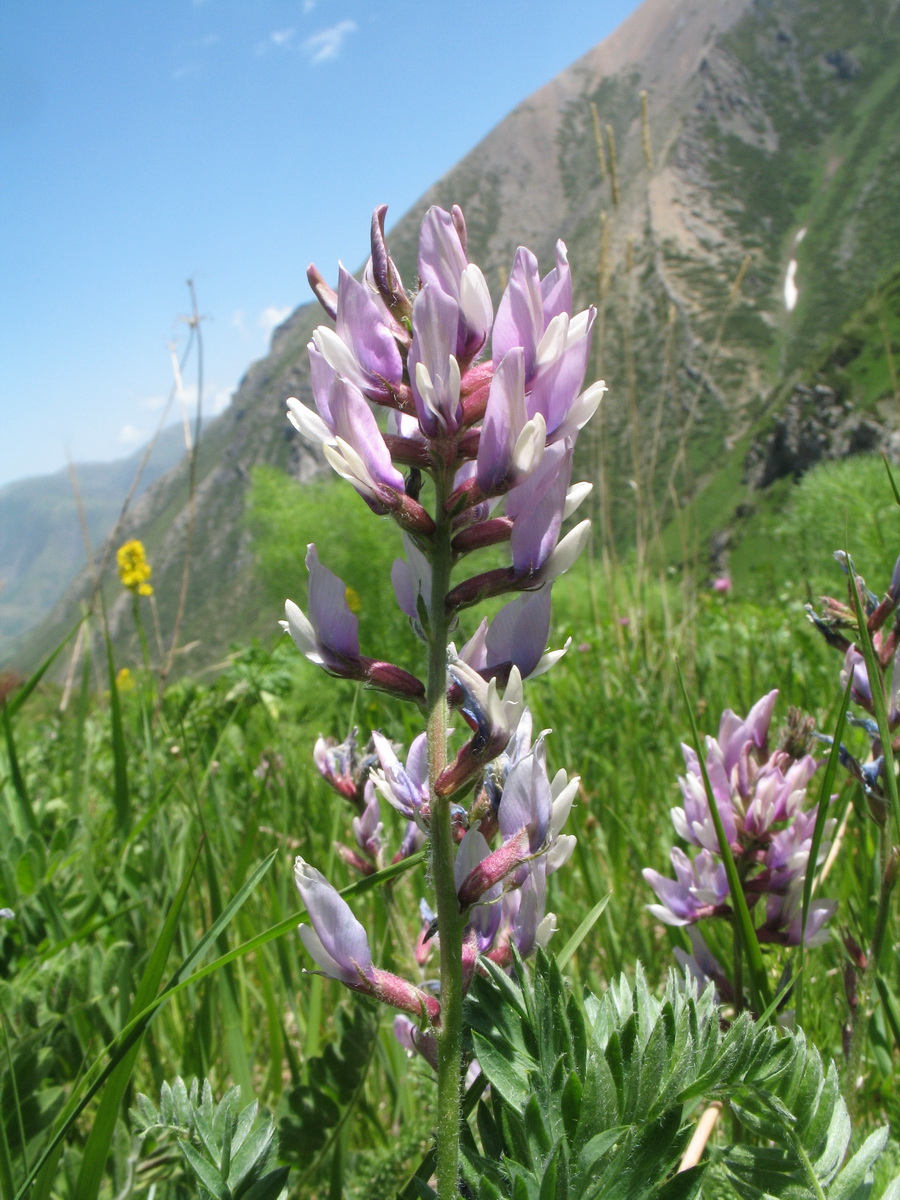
[845, 844, 898, 1111]
[427, 464, 464, 1200]
[133, 594, 152, 675]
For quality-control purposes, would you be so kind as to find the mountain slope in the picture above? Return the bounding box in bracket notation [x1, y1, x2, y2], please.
[0, 423, 196, 657]
[11, 0, 900, 675]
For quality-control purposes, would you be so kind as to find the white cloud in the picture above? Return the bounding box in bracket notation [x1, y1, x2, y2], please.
[302, 19, 357, 65]
[118, 423, 145, 446]
[259, 305, 292, 337]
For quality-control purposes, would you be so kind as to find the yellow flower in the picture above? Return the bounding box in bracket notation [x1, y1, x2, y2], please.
[345, 586, 362, 613]
[116, 667, 135, 692]
[117, 539, 153, 596]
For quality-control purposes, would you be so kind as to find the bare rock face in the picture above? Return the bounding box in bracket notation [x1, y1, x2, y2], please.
[745, 385, 888, 489]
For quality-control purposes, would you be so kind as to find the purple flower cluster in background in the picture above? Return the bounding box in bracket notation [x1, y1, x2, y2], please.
[281, 204, 601, 1068]
[643, 690, 836, 951]
[806, 551, 900, 818]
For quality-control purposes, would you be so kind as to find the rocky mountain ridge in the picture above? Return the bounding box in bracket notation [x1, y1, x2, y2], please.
[10, 0, 900, 675]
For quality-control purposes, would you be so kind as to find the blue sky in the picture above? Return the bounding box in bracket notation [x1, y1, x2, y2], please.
[1, 0, 641, 488]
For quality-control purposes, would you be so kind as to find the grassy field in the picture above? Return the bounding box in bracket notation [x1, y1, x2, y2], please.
[2, 488, 899, 1197]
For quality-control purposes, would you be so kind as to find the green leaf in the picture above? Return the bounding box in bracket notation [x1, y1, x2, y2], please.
[72, 843, 203, 1200]
[17, 851, 278, 1200]
[463, 956, 891, 1200]
[827, 1127, 888, 1200]
[179, 1137, 229, 1199]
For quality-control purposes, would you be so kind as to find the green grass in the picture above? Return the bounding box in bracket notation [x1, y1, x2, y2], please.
[3, 526, 897, 1196]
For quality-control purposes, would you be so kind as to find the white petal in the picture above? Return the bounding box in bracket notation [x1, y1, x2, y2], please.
[563, 482, 592, 520]
[546, 835, 576, 875]
[566, 381, 606, 432]
[286, 396, 334, 444]
[282, 599, 323, 663]
[512, 413, 547, 477]
[531, 639, 571, 678]
[459, 263, 493, 332]
[543, 519, 591, 581]
[534, 312, 568, 367]
[314, 326, 363, 384]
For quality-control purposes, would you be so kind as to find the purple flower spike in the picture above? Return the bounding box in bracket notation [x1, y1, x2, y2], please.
[313, 730, 368, 808]
[295, 857, 441, 1020]
[287, 370, 406, 515]
[526, 309, 599, 442]
[497, 738, 552, 854]
[319, 374, 406, 513]
[841, 646, 872, 705]
[539, 241, 573, 324]
[392, 535, 433, 633]
[295, 857, 375, 987]
[717, 689, 778, 775]
[352, 782, 384, 861]
[642, 848, 729, 927]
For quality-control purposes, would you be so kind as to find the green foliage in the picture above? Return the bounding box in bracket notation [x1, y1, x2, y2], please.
[460, 953, 896, 1200]
[2, 532, 899, 1195]
[775, 456, 898, 596]
[246, 464, 416, 672]
[276, 1001, 378, 1172]
[131, 1077, 289, 1199]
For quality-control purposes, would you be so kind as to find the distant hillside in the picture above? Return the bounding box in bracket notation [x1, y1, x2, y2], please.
[12, 0, 900, 677]
[0, 422, 194, 658]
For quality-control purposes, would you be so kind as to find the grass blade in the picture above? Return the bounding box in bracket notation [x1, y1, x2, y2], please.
[557, 893, 611, 971]
[102, 620, 131, 835]
[795, 671, 852, 1026]
[72, 838, 204, 1200]
[1, 703, 37, 834]
[4, 624, 80, 721]
[16, 848, 278, 1199]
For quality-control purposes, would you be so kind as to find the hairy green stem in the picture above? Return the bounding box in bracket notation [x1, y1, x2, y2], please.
[427, 464, 464, 1200]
